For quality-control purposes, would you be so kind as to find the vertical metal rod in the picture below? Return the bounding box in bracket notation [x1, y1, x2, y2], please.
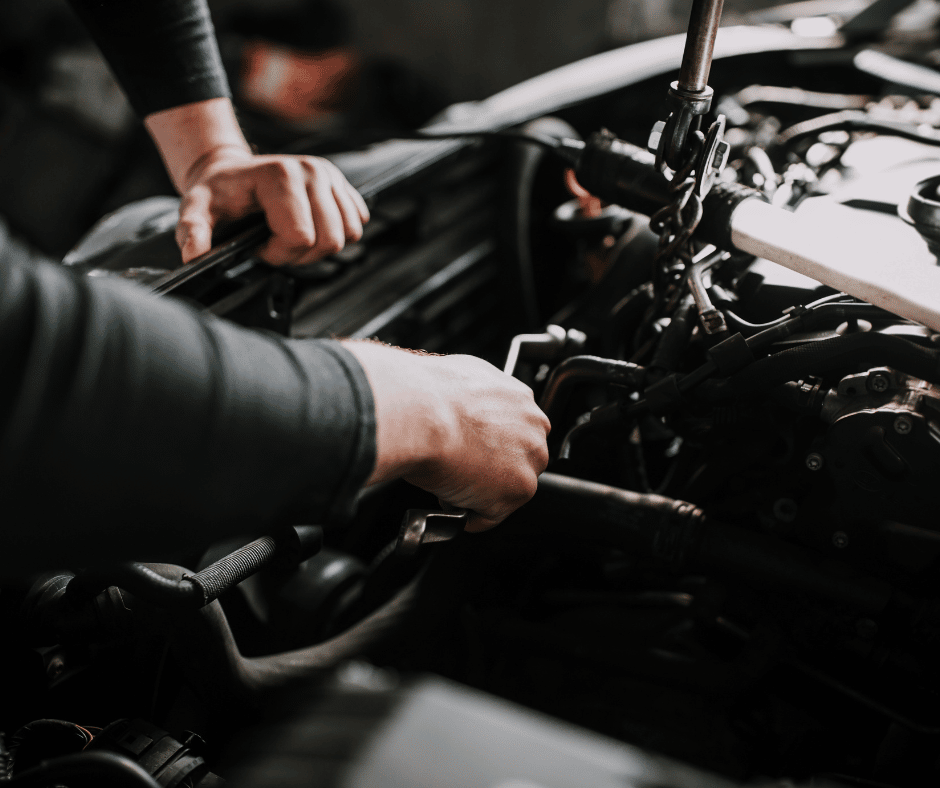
[677, 0, 725, 94]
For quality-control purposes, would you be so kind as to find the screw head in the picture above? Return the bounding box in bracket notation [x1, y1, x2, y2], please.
[806, 452, 824, 471]
[773, 498, 798, 523]
[894, 414, 913, 435]
[868, 373, 890, 393]
[832, 531, 849, 549]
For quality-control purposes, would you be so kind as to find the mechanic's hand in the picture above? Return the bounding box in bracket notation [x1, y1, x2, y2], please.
[144, 98, 369, 267]
[176, 147, 370, 265]
[344, 341, 551, 532]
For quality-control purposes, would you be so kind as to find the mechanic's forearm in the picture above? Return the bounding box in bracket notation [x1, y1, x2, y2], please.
[145, 98, 252, 194]
[0, 259, 375, 575]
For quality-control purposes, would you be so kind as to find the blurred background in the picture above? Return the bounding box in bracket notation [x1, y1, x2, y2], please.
[0, 0, 803, 264]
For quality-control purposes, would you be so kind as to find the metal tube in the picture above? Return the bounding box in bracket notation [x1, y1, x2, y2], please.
[686, 246, 728, 333]
[678, 0, 725, 94]
[538, 355, 644, 424]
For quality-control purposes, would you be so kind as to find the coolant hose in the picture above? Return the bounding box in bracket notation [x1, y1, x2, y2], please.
[67, 526, 323, 609]
[528, 473, 894, 614]
[142, 563, 421, 711]
[505, 116, 582, 329]
[728, 333, 940, 395]
[538, 355, 644, 424]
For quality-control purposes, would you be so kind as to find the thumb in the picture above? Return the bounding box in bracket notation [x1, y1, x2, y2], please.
[176, 186, 215, 263]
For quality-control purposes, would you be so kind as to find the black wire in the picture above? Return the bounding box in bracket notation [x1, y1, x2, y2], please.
[624, 294, 887, 416]
[776, 110, 940, 149]
[406, 129, 582, 149]
[723, 292, 854, 334]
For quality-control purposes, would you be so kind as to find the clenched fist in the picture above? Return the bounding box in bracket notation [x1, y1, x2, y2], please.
[145, 97, 369, 267]
[176, 148, 369, 265]
[344, 342, 551, 531]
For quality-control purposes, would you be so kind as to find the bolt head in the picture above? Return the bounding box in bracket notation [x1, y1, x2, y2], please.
[894, 414, 913, 434]
[868, 373, 890, 393]
[832, 530, 849, 549]
[805, 452, 824, 471]
[712, 139, 731, 171]
[647, 120, 666, 155]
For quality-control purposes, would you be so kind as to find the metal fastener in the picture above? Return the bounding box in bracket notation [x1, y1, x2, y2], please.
[773, 498, 798, 523]
[647, 120, 666, 155]
[894, 414, 913, 435]
[805, 452, 824, 471]
[832, 531, 849, 549]
[712, 139, 731, 171]
[867, 372, 890, 393]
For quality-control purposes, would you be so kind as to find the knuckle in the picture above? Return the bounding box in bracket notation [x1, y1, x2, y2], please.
[265, 159, 296, 181]
[279, 220, 316, 248]
[534, 444, 550, 472]
[298, 156, 320, 176]
[319, 236, 344, 255]
[284, 230, 316, 250]
[518, 471, 540, 502]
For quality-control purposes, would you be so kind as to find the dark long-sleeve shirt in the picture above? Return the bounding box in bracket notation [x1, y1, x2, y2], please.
[67, 0, 231, 117]
[0, 0, 377, 574]
[0, 255, 376, 574]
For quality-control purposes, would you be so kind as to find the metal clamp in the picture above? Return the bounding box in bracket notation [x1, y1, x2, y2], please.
[647, 0, 728, 193]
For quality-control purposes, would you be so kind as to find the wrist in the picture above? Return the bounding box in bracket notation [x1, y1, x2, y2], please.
[145, 97, 251, 194]
[342, 340, 454, 485]
[181, 144, 254, 192]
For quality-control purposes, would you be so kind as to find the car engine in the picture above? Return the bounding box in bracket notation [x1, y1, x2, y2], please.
[8, 4, 940, 787]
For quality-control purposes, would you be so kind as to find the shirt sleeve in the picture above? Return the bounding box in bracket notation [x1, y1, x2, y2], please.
[66, 0, 232, 117]
[0, 257, 376, 574]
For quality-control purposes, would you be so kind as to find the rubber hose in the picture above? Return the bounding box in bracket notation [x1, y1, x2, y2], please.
[140, 562, 423, 710]
[70, 563, 200, 607]
[504, 116, 582, 329]
[539, 355, 644, 425]
[730, 333, 940, 394]
[650, 294, 697, 372]
[523, 473, 894, 614]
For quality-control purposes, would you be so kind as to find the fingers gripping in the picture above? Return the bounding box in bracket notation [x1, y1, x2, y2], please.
[177, 186, 215, 263]
[252, 156, 368, 266]
[176, 152, 371, 267]
[255, 160, 318, 265]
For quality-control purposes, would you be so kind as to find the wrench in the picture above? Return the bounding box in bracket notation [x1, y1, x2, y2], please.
[395, 507, 470, 557]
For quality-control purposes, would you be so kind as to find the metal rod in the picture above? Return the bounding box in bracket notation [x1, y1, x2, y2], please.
[678, 0, 725, 94]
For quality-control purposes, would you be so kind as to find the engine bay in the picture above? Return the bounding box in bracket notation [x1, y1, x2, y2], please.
[9, 10, 940, 788]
